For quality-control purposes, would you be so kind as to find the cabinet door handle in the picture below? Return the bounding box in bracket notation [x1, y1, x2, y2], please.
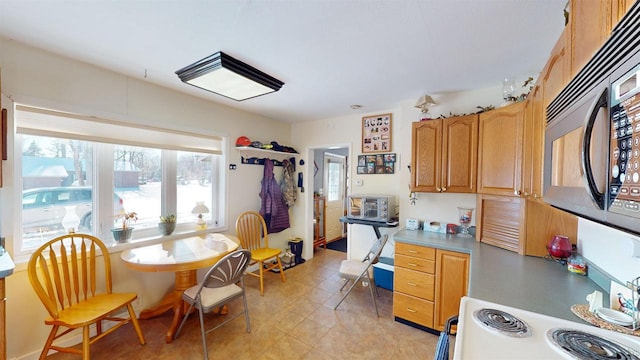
[441, 187, 446, 192]
[514, 190, 522, 196]
[407, 282, 417, 286]
[406, 308, 417, 313]
[436, 187, 442, 192]
[407, 250, 418, 254]
[408, 263, 418, 267]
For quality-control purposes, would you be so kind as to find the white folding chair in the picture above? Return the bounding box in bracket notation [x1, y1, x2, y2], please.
[334, 234, 389, 317]
[174, 249, 252, 360]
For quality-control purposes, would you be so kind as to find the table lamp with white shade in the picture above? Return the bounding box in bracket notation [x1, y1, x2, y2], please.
[192, 202, 209, 230]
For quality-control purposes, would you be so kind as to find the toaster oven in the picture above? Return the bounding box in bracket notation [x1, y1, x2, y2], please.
[347, 194, 396, 222]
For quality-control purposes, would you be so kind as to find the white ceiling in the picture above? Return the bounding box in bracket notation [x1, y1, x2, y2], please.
[0, 0, 567, 123]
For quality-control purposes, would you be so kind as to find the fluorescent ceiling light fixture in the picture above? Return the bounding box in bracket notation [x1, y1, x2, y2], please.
[175, 51, 284, 101]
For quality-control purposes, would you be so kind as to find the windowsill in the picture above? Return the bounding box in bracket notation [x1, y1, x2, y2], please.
[106, 227, 230, 253]
[11, 225, 231, 269]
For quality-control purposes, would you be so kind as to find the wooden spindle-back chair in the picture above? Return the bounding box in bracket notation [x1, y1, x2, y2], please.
[28, 233, 145, 360]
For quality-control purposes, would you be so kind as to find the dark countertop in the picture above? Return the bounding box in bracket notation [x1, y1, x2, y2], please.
[393, 229, 606, 323]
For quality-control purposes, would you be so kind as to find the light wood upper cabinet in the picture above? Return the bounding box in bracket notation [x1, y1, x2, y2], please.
[477, 102, 525, 196]
[411, 120, 441, 192]
[611, 0, 635, 26]
[521, 82, 544, 201]
[570, 0, 612, 77]
[543, 28, 571, 108]
[411, 114, 478, 193]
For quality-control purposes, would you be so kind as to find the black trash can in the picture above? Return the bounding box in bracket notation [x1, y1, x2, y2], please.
[288, 238, 305, 265]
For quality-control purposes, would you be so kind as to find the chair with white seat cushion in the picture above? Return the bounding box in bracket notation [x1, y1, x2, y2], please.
[333, 234, 389, 317]
[174, 249, 252, 360]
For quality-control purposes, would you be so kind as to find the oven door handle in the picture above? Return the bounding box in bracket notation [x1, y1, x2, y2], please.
[582, 87, 608, 210]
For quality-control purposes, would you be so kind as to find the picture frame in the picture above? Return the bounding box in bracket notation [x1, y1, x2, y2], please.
[356, 153, 396, 174]
[362, 113, 392, 153]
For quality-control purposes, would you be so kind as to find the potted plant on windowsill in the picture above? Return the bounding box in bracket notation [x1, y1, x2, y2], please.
[112, 210, 137, 242]
[158, 214, 176, 236]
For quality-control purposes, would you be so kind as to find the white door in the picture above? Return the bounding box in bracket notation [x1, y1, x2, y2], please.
[324, 153, 345, 242]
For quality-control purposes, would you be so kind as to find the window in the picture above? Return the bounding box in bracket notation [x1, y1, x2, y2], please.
[15, 105, 225, 255]
[324, 153, 345, 202]
[113, 145, 162, 231]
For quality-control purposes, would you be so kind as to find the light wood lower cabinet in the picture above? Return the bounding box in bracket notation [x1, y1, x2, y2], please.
[434, 250, 470, 331]
[393, 242, 469, 332]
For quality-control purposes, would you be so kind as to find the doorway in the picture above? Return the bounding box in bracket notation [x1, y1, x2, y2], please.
[323, 152, 346, 242]
[313, 147, 348, 244]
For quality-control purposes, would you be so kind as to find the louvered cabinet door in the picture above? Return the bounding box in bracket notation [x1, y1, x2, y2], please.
[476, 194, 524, 254]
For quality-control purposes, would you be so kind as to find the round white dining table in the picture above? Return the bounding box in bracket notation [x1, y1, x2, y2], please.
[120, 233, 239, 343]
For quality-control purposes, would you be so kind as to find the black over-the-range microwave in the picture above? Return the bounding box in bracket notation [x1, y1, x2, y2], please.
[544, 1, 640, 234]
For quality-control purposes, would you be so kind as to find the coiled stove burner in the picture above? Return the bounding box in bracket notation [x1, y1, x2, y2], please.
[547, 328, 640, 360]
[472, 308, 532, 337]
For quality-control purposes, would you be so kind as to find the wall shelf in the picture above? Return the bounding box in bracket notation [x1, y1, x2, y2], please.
[235, 146, 297, 166]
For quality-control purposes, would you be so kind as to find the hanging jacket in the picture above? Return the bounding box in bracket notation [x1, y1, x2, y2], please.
[259, 159, 290, 233]
[280, 158, 297, 208]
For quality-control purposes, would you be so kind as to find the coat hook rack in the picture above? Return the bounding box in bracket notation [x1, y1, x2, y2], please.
[240, 156, 296, 167]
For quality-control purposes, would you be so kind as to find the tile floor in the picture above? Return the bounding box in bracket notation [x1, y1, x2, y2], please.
[46, 248, 449, 359]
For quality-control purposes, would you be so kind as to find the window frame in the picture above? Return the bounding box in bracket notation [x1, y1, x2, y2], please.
[12, 105, 228, 263]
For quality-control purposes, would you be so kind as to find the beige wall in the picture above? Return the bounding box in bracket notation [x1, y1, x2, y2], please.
[0, 36, 298, 359]
[290, 84, 511, 249]
[4, 32, 633, 359]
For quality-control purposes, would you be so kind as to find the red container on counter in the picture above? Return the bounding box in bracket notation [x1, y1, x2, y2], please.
[446, 223, 457, 234]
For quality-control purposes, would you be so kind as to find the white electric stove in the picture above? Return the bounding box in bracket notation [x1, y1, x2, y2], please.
[454, 297, 640, 359]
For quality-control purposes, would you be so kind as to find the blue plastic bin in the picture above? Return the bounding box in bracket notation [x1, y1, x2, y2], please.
[373, 257, 394, 291]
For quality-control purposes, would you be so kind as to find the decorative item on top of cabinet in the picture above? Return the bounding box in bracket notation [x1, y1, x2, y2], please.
[410, 114, 478, 193]
[313, 196, 326, 249]
[477, 102, 525, 197]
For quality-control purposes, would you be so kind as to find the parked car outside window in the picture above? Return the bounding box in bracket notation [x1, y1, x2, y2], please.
[22, 186, 124, 234]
